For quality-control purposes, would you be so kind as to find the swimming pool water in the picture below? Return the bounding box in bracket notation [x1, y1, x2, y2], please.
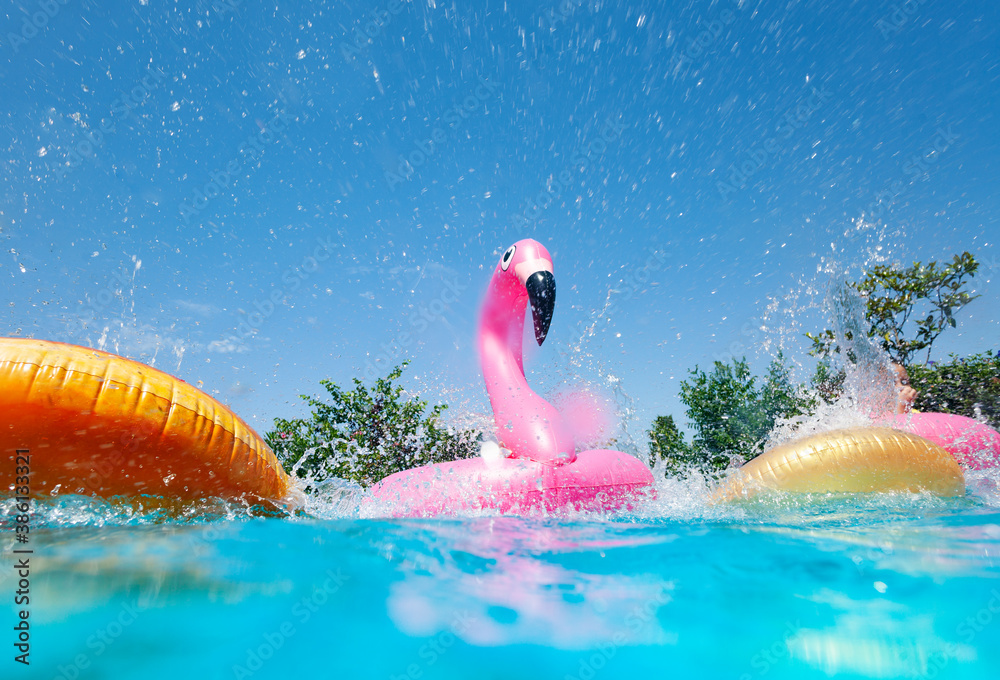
[10, 474, 1000, 680]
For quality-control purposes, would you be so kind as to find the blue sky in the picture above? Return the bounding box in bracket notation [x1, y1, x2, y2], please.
[2, 0, 998, 448]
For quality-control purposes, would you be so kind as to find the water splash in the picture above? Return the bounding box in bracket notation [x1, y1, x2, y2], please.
[0, 493, 267, 531]
[766, 275, 899, 448]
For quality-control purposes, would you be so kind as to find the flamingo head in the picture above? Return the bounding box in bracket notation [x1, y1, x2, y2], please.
[493, 239, 556, 345]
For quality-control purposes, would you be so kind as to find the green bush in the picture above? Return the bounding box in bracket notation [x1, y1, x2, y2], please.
[653, 353, 814, 473]
[647, 414, 700, 474]
[809, 358, 846, 406]
[909, 350, 1000, 429]
[265, 363, 481, 487]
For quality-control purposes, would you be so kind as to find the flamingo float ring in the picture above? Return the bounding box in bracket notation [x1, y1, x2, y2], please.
[365, 238, 655, 516]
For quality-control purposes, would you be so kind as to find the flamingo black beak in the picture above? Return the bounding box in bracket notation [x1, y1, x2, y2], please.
[525, 270, 556, 345]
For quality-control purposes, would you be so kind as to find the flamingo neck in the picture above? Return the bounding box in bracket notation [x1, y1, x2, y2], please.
[478, 274, 576, 465]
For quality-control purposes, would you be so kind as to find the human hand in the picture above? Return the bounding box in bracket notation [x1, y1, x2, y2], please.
[895, 385, 918, 414]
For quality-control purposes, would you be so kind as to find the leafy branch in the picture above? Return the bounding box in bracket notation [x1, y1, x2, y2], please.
[265, 363, 481, 487]
[808, 252, 979, 364]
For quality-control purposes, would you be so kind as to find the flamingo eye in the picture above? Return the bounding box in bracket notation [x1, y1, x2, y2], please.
[500, 245, 516, 271]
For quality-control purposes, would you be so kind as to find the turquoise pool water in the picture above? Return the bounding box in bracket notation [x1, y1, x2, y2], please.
[9, 473, 1000, 680]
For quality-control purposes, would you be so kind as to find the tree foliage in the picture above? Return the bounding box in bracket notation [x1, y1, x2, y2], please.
[265, 363, 481, 487]
[809, 358, 846, 406]
[647, 415, 699, 474]
[909, 350, 1000, 430]
[807, 252, 979, 364]
[652, 253, 990, 476]
[662, 354, 814, 471]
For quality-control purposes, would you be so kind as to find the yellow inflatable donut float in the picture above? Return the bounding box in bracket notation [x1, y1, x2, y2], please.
[712, 427, 965, 501]
[0, 338, 290, 503]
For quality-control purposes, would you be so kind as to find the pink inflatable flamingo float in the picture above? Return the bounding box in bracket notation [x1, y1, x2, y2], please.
[884, 412, 1000, 470]
[365, 239, 654, 517]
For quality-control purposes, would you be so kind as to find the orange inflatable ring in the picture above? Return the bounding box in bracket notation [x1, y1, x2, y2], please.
[0, 338, 290, 503]
[712, 427, 965, 501]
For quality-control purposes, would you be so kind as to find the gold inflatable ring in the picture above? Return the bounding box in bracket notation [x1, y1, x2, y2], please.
[713, 427, 965, 501]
